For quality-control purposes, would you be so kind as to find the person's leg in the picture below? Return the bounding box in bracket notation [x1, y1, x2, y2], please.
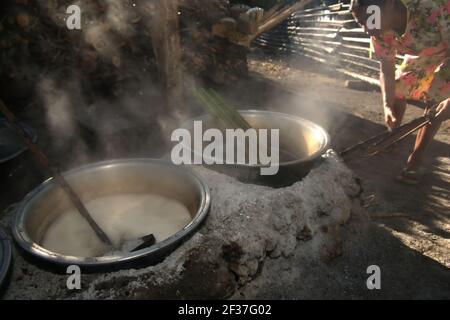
[393, 56, 435, 183]
[405, 58, 449, 172]
[406, 117, 442, 171]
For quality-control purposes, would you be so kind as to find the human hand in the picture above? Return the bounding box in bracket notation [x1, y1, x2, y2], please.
[384, 105, 399, 130]
[435, 98, 450, 122]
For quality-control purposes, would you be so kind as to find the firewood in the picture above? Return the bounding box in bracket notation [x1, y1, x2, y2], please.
[230, 4, 251, 19]
[212, 0, 314, 48]
[15, 12, 31, 31]
[252, 0, 314, 44]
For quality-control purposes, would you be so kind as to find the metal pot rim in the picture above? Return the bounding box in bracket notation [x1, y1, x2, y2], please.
[0, 226, 12, 289]
[0, 119, 38, 164]
[12, 158, 210, 268]
[180, 109, 331, 167]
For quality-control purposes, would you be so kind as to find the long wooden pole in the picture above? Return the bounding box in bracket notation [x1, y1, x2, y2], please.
[0, 99, 112, 245]
[150, 0, 183, 119]
[247, 0, 314, 45]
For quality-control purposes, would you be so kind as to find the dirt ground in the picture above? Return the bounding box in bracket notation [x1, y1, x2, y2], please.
[244, 54, 450, 270]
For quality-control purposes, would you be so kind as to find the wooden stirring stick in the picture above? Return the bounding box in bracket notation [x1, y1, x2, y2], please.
[340, 103, 439, 159]
[0, 99, 112, 245]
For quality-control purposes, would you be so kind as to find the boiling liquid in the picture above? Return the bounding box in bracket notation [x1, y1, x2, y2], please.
[41, 194, 192, 257]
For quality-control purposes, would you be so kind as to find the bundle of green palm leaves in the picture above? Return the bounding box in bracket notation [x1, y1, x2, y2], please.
[193, 88, 252, 130]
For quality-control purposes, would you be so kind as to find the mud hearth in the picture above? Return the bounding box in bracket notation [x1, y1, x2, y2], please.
[1, 152, 368, 299]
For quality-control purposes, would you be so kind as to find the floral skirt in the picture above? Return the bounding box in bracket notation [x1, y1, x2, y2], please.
[395, 52, 450, 103]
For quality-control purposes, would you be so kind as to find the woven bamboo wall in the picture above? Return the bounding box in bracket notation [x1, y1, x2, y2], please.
[254, 0, 405, 86]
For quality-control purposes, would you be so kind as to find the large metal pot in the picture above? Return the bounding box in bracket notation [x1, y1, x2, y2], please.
[12, 159, 210, 272]
[180, 110, 330, 187]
